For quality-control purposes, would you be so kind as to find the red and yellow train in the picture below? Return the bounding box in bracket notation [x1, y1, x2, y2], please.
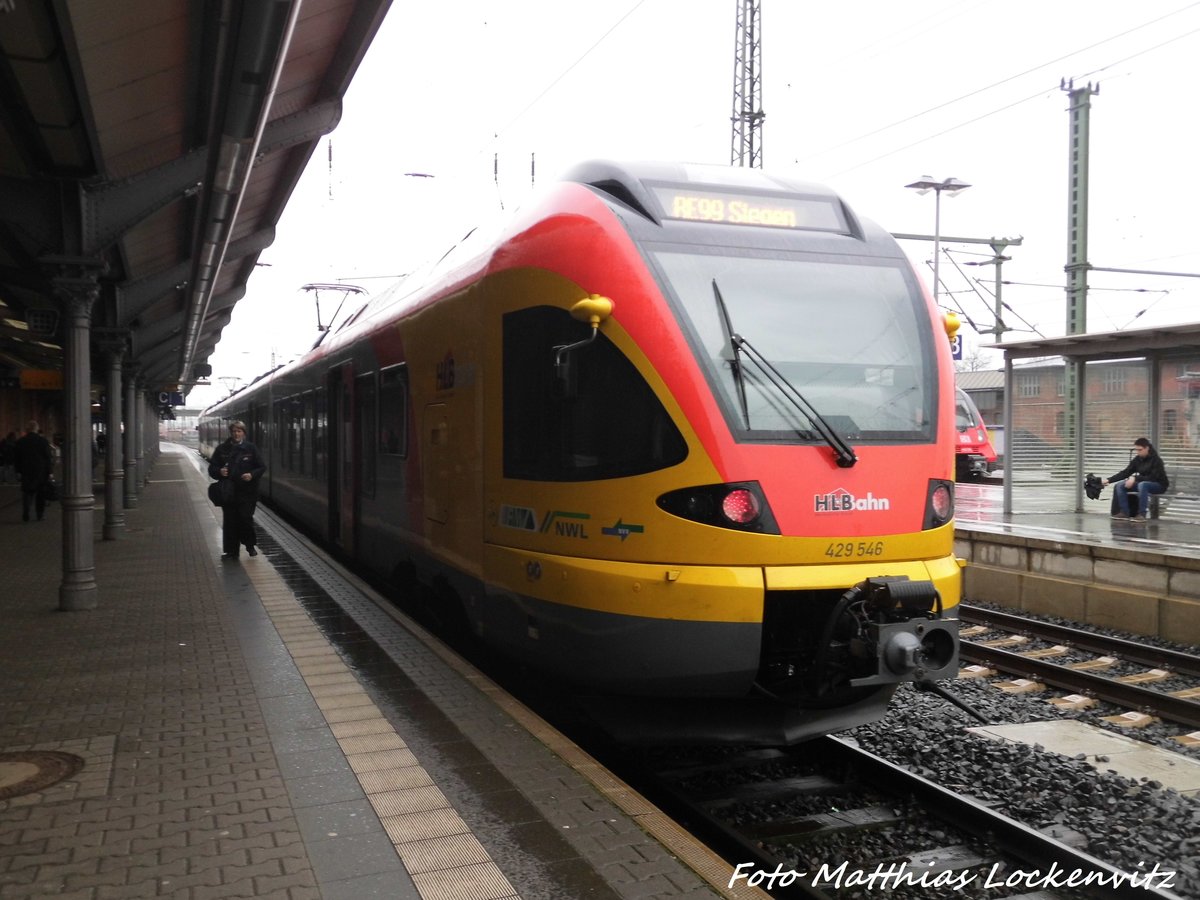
[955, 386, 998, 480]
[201, 160, 961, 744]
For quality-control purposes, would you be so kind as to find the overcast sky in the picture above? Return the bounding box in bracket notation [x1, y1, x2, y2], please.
[188, 0, 1200, 408]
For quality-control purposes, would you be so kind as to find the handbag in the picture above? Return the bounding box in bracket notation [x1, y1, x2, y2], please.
[40, 477, 59, 502]
[207, 480, 229, 507]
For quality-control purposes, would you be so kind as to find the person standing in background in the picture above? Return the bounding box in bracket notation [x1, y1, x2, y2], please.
[13, 420, 52, 522]
[0, 431, 16, 483]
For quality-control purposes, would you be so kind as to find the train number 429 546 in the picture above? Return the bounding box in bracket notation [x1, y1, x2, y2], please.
[824, 541, 885, 558]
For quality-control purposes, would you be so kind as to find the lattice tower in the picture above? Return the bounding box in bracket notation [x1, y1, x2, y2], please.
[730, 0, 764, 167]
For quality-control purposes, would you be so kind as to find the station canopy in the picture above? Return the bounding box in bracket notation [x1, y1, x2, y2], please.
[0, 0, 391, 394]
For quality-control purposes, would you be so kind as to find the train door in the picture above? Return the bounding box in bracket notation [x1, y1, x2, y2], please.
[422, 403, 449, 524]
[354, 375, 377, 526]
[327, 365, 356, 552]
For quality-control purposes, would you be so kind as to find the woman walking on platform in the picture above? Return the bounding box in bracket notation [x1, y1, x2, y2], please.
[208, 421, 266, 559]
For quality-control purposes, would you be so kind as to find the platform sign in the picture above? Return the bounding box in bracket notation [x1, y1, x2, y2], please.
[158, 391, 184, 407]
[21, 369, 64, 390]
[950, 334, 963, 361]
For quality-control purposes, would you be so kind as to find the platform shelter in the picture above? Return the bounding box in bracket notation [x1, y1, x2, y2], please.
[984, 321, 1200, 520]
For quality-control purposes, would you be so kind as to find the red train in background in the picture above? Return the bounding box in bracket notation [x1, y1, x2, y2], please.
[954, 387, 998, 480]
[201, 160, 961, 744]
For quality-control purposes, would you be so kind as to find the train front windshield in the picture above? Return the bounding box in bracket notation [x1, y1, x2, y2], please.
[955, 389, 981, 430]
[650, 249, 936, 443]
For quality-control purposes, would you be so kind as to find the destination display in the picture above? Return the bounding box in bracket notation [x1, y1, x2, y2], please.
[651, 186, 844, 231]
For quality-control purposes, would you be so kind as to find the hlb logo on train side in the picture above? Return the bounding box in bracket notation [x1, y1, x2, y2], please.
[814, 488, 891, 513]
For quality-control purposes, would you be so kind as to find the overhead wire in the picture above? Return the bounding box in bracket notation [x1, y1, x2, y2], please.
[855, 8, 1200, 344]
[491, 0, 649, 141]
[835, 0, 989, 63]
[799, 1, 1200, 165]
[942, 249, 1007, 333]
[440, 1, 650, 210]
[823, 12, 1200, 175]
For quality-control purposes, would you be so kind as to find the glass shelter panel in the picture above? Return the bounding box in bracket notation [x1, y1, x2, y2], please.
[1083, 359, 1151, 486]
[1003, 354, 1200, 516]
[1007, 359, 1078, 512]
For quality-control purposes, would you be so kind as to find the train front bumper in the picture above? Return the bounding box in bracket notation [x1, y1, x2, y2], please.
[481, 545, 963, 697]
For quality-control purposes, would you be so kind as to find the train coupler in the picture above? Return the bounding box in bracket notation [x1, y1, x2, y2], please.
[847, 578, 959, 688]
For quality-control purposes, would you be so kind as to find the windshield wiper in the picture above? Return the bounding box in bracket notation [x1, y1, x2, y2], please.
[712, 279, 750, 429]
[711, 279, 857, 468]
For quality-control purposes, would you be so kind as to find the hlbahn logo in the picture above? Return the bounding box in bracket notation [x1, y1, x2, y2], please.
[814, 488, 891, 513]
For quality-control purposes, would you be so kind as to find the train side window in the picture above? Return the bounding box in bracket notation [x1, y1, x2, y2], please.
[380, 365, 409, 458]
[502, 306, 687, 481]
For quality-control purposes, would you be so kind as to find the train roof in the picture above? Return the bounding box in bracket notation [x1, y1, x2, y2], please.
[565, 159, 843, 204]
[202, 160, 905, 415]
[563, 159, 905, 251]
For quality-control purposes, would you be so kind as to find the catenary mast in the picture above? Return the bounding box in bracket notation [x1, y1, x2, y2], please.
[730, 0, 764, 167]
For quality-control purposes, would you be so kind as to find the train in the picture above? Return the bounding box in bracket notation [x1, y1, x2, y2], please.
[954, 387, 998, 480]
[201, 160, 962, 745]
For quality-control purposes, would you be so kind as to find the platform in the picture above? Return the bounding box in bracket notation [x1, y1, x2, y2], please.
[956, 481, 1200, 559]
[0, 445, 751, 900]
[954, 482, 1200, 646]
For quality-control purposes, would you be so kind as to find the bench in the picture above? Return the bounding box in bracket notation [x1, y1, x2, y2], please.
[1151, 470, 1200, 521]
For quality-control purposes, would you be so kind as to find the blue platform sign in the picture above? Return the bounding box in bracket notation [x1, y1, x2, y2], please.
[158, 391, 184, 406]
[950, 334, 963, 361]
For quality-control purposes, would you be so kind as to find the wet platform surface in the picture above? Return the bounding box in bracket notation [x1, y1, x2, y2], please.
[0, 446, 745, 900]
[955, 481, 1200, 558]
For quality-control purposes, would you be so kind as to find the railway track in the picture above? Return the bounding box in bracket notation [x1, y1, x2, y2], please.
[253, 506, 1196, 899]
[628, 737, 1184, 899]
[958, 604, 1200, 729]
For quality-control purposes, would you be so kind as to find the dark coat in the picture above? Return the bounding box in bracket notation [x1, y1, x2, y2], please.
[13, 431, 53, 492]
[208, 438, 266, 498]
[1110, 449, 1169, 490]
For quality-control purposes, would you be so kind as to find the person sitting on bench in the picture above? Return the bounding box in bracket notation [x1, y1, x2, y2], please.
[1103, 437, 1169, 521]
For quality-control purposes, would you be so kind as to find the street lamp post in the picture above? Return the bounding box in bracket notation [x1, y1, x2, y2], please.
[904, 176, 971, 302]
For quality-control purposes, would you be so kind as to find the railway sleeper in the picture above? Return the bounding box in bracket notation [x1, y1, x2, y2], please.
[740, 803, 901, 841]
[691, 774, 844, 808]
[651, 747, 790, 781]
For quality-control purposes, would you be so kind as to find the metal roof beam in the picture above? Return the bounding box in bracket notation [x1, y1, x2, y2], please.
[80, 97, 337, 255]
[117, 227, 272, 325]
[179, 0, 302, 386]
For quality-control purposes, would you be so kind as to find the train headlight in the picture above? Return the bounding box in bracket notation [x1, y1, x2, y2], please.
[721, 488, 760, 525]
[924, 479, 954, 529]
[656, 481, 779, 533]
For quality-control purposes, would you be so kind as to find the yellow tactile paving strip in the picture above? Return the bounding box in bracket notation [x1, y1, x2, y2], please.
[242, 563, 520, 900]
[354, 578, 774, 900]
[367, 604, 772, 900]
[239, 539, 772, 900]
